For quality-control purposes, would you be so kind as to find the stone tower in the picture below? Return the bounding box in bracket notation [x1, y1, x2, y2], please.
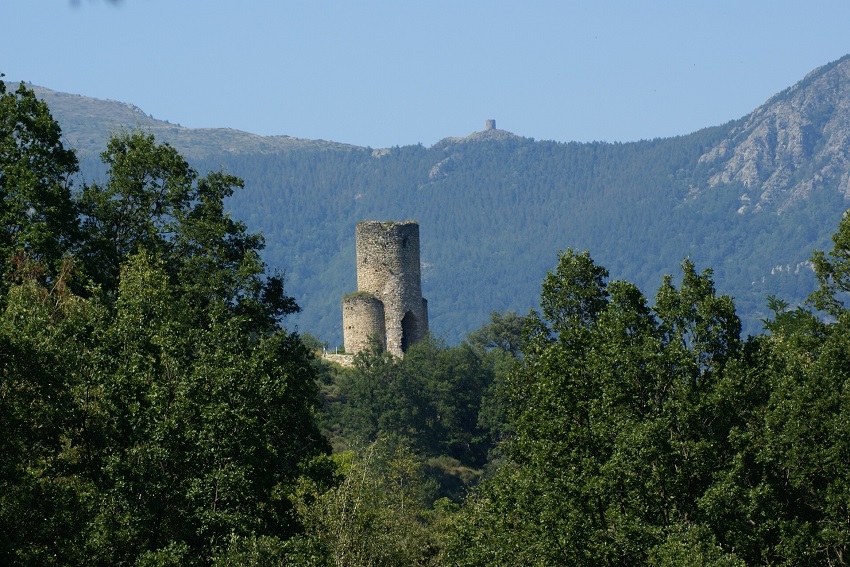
[342, 221, 429, 357]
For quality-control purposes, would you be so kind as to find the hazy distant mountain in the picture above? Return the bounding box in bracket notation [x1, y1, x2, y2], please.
[15, 55, 850, 345]
[10, 83, 354, 159]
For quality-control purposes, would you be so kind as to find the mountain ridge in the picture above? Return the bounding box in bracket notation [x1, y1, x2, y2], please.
[11, 56, 850, 344]
[5, 82, 358, 158]
[696, 54, 850, 214]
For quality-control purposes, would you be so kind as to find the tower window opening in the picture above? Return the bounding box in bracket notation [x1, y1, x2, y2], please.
[401, 311, 417, 353]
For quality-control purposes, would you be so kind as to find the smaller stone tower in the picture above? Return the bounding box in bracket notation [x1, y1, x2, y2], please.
[342, 221, 429, 357]
[485, 119, 496, 130]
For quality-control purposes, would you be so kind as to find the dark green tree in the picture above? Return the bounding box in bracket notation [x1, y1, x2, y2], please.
[701, 213, 850, 565]
[0, 265, 101, 566]
[292, 440, 440, 566]
[467, 310, 526, 358]
[333, 336, 496, 469]
[446, 250, 748, 565]
[811, 210, 850, 317]
[0, 128, 330, 565]
[80, 251, 327, 564]
[0, 79, 79, 286]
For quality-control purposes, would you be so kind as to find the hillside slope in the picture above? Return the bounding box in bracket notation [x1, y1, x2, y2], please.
[20, 56, 850, 345]
[7, 83, 354, 158]
[697, 56, 850, 213]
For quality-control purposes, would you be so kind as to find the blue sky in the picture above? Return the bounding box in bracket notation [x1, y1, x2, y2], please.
[4, 1, 850, 148]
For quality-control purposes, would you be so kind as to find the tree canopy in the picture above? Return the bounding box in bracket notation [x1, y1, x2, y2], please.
[6, 78, 850, 565]
[0, 82, 328, 565]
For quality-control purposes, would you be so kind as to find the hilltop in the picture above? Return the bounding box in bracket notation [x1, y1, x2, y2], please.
[10, 83, 355, 159]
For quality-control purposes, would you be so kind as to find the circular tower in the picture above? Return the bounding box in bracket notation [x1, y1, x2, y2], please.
[346, 220, 429, 357]
[342, 292, 386, 353]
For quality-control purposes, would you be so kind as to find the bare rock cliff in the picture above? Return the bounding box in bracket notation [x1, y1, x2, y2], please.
[697, 55, 850, 213]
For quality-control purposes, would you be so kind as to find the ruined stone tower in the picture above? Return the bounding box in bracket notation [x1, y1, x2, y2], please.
[342, 221, 429, 357]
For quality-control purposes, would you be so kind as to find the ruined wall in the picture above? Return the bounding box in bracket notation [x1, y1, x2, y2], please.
[342, 292, 386, 354]
[342, 220, 429, 357]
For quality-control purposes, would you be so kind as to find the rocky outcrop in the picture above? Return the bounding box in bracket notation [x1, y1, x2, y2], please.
[697, 56, 850, 213]
[441, 127, 525, 145]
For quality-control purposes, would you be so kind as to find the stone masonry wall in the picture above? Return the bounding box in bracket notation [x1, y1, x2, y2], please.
[342, 220, 429, 357]
[342, 292, 386, 354]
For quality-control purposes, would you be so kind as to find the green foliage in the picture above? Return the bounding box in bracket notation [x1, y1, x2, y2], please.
[78, 131, 297, 329]
[313, 326, 521, 505]
[466, 309, 526, 358]
[292, 440, 439, 566]
[448, 249, 750, 564]
[446, 228, 850, 564]
[539, 249, 610, 333]
[12, 85, 850, 564]
[0, 263, 102, 566]
[79, 131, 198, 284]
[0, 121, 329, 564]
[712, 247, 850, 564]
[327, 336, 497, 476]
[811, 210, 850, 316]
[0, 80, 79, 287]
[647, 525, 745, 566]
[69, 251, 327, 564]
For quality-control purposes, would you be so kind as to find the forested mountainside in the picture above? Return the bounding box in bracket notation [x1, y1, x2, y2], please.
[24, 54, 850, 345]
[11, 61, 850, 565]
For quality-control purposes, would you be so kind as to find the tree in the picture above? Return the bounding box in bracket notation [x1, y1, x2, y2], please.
[292, 440, 439, 566]
[0, 128, 331, 564]
[447, 250, 748, 565]
[811, 210, 850, 317]
[467, 310, 526, 358]
[704, 213, 850, 565]
[0, 263, 100, 566]
[0, 79, 79, 287]
[75, 132, 327, 563]
[78, 251, 328, 563]
[79, 131, 297, 327]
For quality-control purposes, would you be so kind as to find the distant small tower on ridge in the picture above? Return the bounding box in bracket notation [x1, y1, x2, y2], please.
[342, 221, 429, 357]
[485, 119, 496, 130]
